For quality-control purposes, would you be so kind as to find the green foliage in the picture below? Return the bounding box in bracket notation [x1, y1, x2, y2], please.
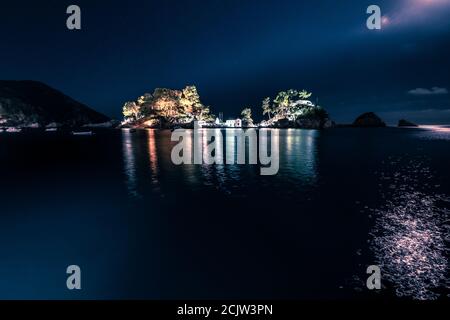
[287, 89, 298, 97]
[122, 85, 212, 124]
[122, 101, 141, 120]
[269, 89, 328, 122]
[299, 90, 312, 99]
[181, 86, 204, 119]
[262, 97, 272, 119]
[273, 91, 289, 117]
[296, 105, 329, 121]
[241, 107, 252, 119]
[241, 107, 253, 125]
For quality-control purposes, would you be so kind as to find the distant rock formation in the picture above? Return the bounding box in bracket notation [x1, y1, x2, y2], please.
[0, 80, 110, 128]
[353, 112, 386, 127]
[398, 119, 418, 127]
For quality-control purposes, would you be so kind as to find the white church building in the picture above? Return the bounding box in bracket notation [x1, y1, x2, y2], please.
[225, 118, 242, 128]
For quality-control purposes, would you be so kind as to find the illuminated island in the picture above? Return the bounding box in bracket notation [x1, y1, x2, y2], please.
[121, 86, 333, 129]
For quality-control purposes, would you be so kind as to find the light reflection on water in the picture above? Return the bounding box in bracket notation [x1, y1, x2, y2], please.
[147, 129, 159, 187]
[415, 125, 450, 140]
[121, 129, 139, 198]
[3, 126, 450, 299]
[121, 128, 449, 299]
[282, 129, 318, 184]
[121, 129, 319, 198]
[371, 155, 449, 300]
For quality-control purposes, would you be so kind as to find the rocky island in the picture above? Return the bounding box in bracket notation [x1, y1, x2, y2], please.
[352, 112, 386, 127]
[122, 85, 214, 129]
[122, 87, 333, 129]
[398, 119, 418, 127]
[258, 89, 333, 129]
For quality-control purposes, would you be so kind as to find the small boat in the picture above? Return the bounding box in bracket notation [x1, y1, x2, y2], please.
[71, 131, 94, 136]
[45, 128, 58, 132]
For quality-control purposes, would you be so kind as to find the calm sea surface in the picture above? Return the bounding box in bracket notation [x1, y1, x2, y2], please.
[0, 127, 449, 299]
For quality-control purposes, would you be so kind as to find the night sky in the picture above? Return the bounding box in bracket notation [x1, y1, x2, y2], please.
[1, 0, 449, 124]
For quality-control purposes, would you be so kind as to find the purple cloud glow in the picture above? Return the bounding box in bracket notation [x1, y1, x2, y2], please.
[382, 0, 450, 28]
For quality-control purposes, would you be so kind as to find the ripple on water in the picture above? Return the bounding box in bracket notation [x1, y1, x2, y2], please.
[370, 156, 449, 300]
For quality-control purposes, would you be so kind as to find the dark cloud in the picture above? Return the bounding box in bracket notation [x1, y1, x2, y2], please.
[408, 87, 449, 96]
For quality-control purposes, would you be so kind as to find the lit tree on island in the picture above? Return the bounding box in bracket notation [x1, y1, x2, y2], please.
[122, 85, 213, 127]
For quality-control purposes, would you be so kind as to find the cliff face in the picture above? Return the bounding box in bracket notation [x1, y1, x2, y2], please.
[0, 80, 109, 127]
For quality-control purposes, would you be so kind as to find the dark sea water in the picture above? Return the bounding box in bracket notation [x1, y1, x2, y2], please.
[0, 127, 449, 300]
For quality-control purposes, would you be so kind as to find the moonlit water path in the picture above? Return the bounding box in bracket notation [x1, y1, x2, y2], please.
[370, 155, 449, 299]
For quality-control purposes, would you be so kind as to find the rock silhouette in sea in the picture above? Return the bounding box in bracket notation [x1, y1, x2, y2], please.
[353, 112, 386, 127]
[398, 119, 418, 127]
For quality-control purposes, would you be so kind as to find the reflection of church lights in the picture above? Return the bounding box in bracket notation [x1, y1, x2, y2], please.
[282, 130, 317, 181]
[171, 125, 279, 175]
[213, 129, 224, 162]
[147, 129, 158, 178]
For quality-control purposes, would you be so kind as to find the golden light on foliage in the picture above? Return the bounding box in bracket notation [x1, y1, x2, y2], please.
[122, 85, 213, 126]
[143, 119, 158, 127]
